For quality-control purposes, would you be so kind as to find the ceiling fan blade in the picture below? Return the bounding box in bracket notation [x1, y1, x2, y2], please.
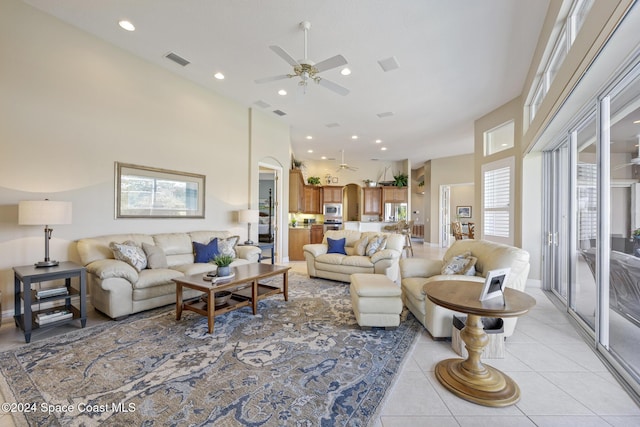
[269, 45, 300, 67]
[317, 78, 350, 96]
[613, 163, 633, 171]
[254, 74, 290, 84]
[314, 54, 347, 73]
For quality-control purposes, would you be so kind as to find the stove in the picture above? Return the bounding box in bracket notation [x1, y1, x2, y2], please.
[323, 218, 342, 232]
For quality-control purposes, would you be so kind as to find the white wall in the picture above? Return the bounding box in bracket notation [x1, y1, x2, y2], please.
[427, 154, 475, 244]
[0, 0, 290, 315]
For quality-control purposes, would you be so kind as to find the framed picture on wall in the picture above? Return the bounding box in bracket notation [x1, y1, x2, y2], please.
[456, 206, 471, 218]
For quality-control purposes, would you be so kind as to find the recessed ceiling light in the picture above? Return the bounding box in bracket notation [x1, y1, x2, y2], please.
[351, 135, 358, 140]
[341, 68, 351, 76]
[321, 156, 327, 160]
[375, 139, 382, 143]
[118, 20, 135, 31]
[306, 135, 313, 140]
[307, 149, 313, 153]
[278, 89, 287, 96]
[213, 72, 225, 80]
[501, 143, 508, 147]
[634, 120, 640, 124]
[381, 147, 387, 151]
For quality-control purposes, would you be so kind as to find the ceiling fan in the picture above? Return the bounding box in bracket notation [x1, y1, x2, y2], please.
[255, 21, 350, 96]
[613, 135, 640, 170]
[337, 150, 358, 172]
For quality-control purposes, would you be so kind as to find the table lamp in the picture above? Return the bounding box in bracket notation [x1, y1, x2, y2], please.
[238, 209, 259, 245]
[19, 200, 72, 267]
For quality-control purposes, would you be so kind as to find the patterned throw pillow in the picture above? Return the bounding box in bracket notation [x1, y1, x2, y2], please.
[365, 235, 387, 257]
[142, 243, 168, 269]
[110, 241, 147, 272]
[193, 238, 219, 263]
[218, 236, 240, 259]
[354, 236, 369, 256]
[441, 251, 477, 276]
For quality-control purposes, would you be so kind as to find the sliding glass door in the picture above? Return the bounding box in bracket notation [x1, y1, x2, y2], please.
[543, 57, 640, 396]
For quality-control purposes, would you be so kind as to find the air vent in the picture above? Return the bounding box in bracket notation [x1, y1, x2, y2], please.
[165, 52, 190, 67]
[378, 56, 400, 72]
[377, 112, 394, 118]
[254, 100, 271, 109]
[273, 109, 287, 116]
[325, 122, 340, 128]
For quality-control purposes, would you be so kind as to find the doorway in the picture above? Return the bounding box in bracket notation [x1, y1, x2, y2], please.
[439, 183, 475, 247]
[258, 163, 282, 262]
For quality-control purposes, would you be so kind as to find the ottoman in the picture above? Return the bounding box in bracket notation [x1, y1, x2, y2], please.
[350, 273, 403, 327]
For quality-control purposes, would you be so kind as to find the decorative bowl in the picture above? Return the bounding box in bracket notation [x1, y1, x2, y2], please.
[213, 291, 232, 306]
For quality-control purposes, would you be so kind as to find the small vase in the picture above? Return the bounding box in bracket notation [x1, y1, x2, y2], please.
[217, 266, 230, 277]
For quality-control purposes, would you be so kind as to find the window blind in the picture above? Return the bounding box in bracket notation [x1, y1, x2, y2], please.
[483, 166, 511, 238]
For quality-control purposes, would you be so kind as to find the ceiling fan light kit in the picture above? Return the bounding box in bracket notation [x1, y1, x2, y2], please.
[255, 21, 350, 96]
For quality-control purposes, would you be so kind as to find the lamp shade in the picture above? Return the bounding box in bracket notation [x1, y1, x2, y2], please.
[19, 200, 72, 225]
[238, 209, 259, 224]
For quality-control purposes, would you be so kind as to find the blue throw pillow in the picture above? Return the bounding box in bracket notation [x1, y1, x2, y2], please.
[193, 238, 219, 263]
[327, 237, 347, 255]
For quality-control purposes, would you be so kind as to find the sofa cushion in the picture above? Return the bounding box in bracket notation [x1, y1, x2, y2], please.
[109, 241, 147, 272]
[366, 235, 387, 256]
[441, 251, 476, 275]
[354, 235, 369, 256]
[134, 268, 183, 289]
[218, 235, 240, 258]
[327, 237, 347, 255]
[193, 238, 219, 263]
[142, 243, 168, 269]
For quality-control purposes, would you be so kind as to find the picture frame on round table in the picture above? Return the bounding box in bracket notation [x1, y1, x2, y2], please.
[479, 268, 510, 301]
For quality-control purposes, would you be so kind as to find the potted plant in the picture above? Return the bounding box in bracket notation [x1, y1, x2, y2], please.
[212, 254, 234, 277]
[291, 157, 305, 170]
[307, 176, 321, 185]
[393, 172, 408, 187]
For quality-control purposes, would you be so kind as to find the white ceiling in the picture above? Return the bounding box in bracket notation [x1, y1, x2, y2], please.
[23, 0, 550, 169]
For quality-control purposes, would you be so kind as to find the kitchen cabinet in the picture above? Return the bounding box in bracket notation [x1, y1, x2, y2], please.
[303, 185, 321, 214]
[289, 227, 310, 261]
[289, 169, 304, 213]
[382, 186, 408, 203]
[322, 186, 343, 204]
[310, 224, 324, 244]
[363, 187, 382, 215]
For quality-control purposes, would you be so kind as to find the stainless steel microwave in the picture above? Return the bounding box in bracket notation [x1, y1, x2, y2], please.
[323, 203, 342, 217]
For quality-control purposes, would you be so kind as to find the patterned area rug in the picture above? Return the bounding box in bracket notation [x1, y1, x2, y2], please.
[0, 272, 419, 426]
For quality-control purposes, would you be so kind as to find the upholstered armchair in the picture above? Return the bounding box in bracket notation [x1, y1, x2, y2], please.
[399, 239, 530, 338]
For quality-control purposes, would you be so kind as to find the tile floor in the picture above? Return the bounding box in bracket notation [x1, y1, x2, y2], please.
[1, 242, 639, 426]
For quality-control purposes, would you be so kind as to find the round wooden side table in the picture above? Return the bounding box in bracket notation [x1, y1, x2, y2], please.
[424, 280, 536, 407]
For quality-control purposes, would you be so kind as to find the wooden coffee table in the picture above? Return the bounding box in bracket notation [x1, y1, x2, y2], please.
[424, 280, 536, 407]
[174, 263, 290, 334]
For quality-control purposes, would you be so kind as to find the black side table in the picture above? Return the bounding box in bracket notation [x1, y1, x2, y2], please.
[13, 261, 87, 343]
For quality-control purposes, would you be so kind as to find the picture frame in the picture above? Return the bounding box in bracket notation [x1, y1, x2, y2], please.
[115, 162, 205, 218]
[456, 206, 471, 218]
[479, 268, 510, 301]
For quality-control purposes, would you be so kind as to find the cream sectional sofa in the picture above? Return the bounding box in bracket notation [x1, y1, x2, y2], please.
[76, 231, 261, 319]
[303, 230, 405, 283]
[399, 239, 530, 338]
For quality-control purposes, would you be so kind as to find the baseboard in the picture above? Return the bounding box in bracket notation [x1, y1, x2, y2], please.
[526, 278, 542, 288]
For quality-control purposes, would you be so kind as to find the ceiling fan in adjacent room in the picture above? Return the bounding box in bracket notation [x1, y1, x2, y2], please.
[613, 135, 640, 170]
[337, 150, 358, 172]
[255, 21, 350, 96]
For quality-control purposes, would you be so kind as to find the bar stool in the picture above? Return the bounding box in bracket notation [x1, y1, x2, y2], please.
[401, 220, 414, 257]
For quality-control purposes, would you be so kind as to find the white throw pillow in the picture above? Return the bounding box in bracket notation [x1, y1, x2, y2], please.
[218, 235, 240, 259]
[441, 251, 477, 276]
[110, 241, 147, 272]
